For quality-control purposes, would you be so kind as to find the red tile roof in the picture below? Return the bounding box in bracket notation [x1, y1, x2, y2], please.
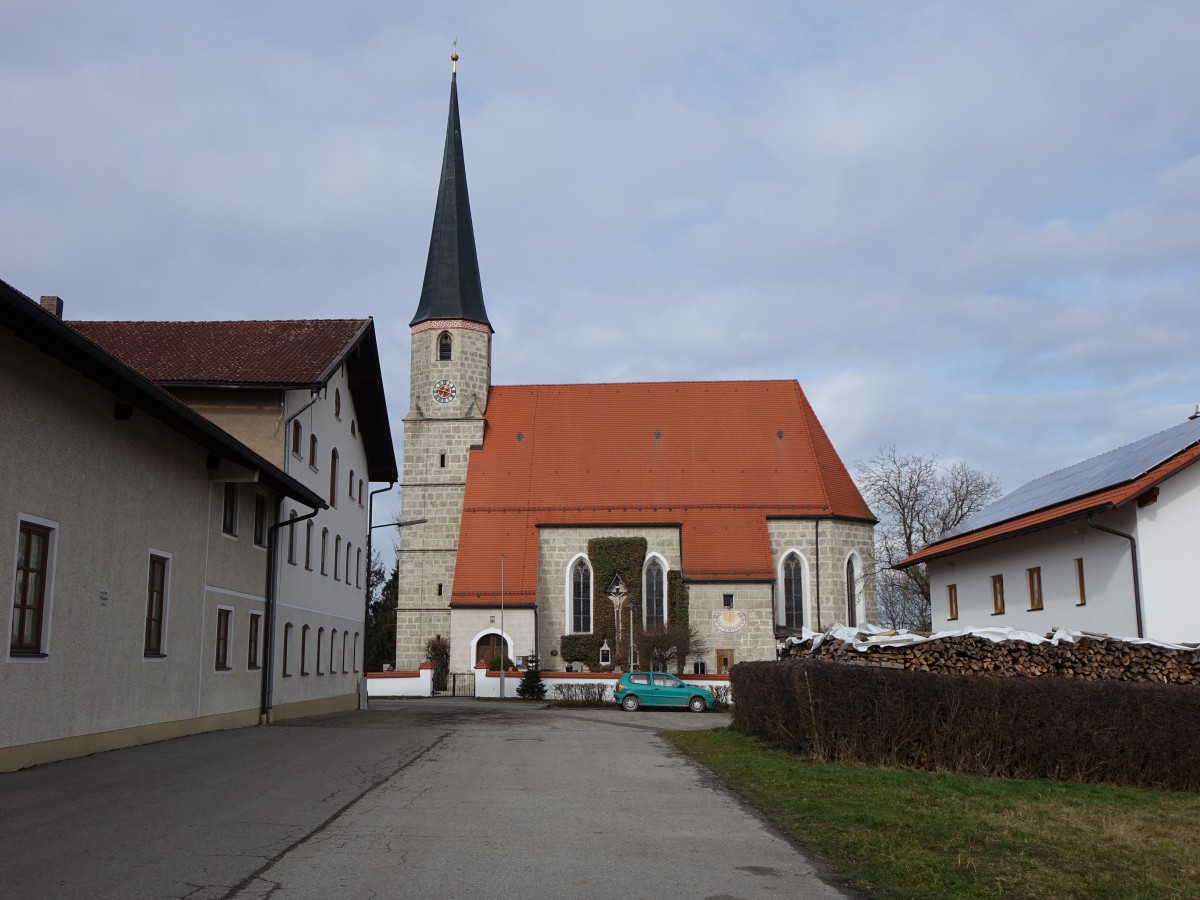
[898, 441, 1200, 567]
[68, 319, 369, 387]
[451, 380, 875, 606]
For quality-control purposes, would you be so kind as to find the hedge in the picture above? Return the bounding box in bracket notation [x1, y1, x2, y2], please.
[732, 659, 1200, 792]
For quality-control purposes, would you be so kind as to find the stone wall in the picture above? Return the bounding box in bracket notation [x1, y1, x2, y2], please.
[767, 518, 876, 631]
[537, 525, 681, 668]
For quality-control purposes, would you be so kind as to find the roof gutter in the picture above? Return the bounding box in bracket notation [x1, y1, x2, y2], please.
[896, 504, 1117, 569]
[1086, 516, 1144, 639]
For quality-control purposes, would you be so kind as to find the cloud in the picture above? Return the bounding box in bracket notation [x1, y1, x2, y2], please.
[3, 0, 1200, 545]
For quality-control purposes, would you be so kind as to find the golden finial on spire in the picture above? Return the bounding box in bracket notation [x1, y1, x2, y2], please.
[451, 40, 458, 75]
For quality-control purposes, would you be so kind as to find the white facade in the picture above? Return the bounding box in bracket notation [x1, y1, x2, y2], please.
[0, 314, 319, 771]
[927, 460, 1200, 643]
[271, 370, 373, 714]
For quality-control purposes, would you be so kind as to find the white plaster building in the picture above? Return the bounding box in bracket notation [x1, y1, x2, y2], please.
[900, 417, 1200, 643]
[72, 317, 398, 719]
[394, 65, 876, 677]
[1, 282, 328, 771]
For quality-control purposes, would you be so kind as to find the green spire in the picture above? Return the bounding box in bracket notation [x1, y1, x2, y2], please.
[411, 56, 491, 329]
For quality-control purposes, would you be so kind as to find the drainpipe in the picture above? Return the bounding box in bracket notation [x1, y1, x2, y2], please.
[262, 503, 322, 722]
[1087, 516, 1144, 639]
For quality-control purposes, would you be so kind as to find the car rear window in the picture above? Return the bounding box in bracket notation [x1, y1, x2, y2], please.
[630, 674, 650, 685]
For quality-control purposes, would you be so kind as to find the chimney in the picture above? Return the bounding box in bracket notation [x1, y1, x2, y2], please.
[39, 295, 63, 319]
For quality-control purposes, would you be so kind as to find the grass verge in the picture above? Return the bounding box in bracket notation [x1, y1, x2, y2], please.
[667, 727, 1200, 900]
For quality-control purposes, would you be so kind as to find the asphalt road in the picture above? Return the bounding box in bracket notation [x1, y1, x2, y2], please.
[0, 699, 854, 899]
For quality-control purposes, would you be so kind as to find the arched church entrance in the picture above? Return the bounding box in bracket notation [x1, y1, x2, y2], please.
[475, 633, 510, 666]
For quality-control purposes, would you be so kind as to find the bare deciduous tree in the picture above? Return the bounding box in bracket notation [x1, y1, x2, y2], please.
[634, 624, 707, 674]
[856, 447, 1001, 632]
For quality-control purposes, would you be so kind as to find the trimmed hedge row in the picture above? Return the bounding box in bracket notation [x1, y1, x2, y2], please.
[732, 659, 1200, 792]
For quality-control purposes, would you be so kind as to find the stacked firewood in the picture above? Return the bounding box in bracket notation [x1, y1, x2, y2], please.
[786, 633, 1200, 685]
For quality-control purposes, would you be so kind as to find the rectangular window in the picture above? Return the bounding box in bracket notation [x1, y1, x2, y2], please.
[253, 494, 267, 548]
[439, 453, 447, 468]
[1027, 567, 1043, 611]
[248, 613, 261, 668]
[947, 583, 958, 621]
[11, 519, 54, 655]
[287, 512, 297, 565]
[215, 608, 231, 670]
[145, 554, 168, 656]
[1075, 558, 1087, 606]
[282, 623, 292, 676]
[723, 593, 734, 608]
[991, 575, 1005, 615]
[437, 583, 443, 596]
[222, 483, 238, 536]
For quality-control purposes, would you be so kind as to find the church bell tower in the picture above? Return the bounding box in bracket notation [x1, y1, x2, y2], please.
[395, 48, 493, 669]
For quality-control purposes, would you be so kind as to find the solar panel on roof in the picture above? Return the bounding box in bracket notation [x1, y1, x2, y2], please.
[948, 417, 1200, 537]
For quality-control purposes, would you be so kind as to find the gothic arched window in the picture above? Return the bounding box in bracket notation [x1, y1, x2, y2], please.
[438, 331, 453, 361]
[845, 557, 858, 628]
[571, 558, 592, 633]
[783, 552, 804, 628]
[644, 558, 665, 627]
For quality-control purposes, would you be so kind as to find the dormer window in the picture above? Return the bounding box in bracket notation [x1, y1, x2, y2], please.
[437, 331, 452, 361]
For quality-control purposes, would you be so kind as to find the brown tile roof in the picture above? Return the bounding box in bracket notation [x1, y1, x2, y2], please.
[1, 280, 326, 510]
[450, 380, 875, 606]
[68, 319, 369, 387]
[899, 441, 1200, 567]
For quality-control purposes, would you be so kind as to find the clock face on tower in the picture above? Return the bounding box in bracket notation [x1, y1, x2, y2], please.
[432, 379, 458, 404]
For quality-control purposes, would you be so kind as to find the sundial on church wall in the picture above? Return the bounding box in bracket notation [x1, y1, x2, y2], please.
[712, 610, 747, 633]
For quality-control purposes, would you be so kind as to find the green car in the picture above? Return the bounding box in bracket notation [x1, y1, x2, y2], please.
[613, 671, 714, 712]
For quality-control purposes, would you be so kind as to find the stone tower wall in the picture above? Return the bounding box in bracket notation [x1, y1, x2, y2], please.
[396, 319, 490, 670]
[408, 323, 491, 417]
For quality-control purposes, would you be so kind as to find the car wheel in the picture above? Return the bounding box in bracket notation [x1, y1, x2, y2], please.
[622, 695, 640, 712]
[688, 696, 706, 713]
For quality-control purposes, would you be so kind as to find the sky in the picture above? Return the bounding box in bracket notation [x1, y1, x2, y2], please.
[4, 1, 1199, 563]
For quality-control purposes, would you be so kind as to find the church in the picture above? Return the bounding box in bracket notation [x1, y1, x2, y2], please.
[395, 59, 877, 676]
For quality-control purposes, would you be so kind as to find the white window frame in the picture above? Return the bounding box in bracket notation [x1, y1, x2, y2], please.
[143, 548, 172, 661]
[776, 549, 809, 629]
[843, 550, 864, 627]
[7, 513, 59, 662]
[214, 604, 235, 673]
[564, 553, 593, 634]
[642, 553, 669, 628]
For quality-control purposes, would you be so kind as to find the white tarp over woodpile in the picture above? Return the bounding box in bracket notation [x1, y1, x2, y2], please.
[784, 622, 1198, 654]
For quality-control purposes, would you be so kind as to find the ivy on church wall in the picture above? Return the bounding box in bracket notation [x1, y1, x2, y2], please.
[667, 570, 689, 628]
[558, 537, 648, 671]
